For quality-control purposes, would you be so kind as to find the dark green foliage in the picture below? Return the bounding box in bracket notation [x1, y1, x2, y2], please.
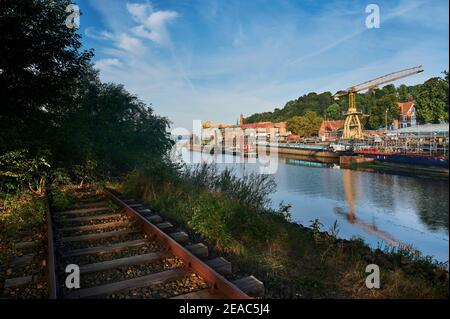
[246, 92, 333, 123]
[54, 69, 174, 179]
[0, 149, 51, 194]
[415, 77, 449, 123]
[0, 192, 46, 239]
[367, 94, 400, 130]
[324, 103, 342, 120]
[0, 0, 93, 152]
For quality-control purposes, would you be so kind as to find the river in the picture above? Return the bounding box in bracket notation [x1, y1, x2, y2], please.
[179, 149, 449, 263]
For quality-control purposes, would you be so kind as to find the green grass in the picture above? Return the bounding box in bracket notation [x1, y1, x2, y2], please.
[49, 188, 74, 211]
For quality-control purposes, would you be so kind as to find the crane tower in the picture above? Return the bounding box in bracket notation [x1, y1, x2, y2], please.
[335, 66, 424, 140]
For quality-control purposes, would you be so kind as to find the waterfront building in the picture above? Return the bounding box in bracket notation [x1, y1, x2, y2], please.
[396, 99, 417, 129]
[239, 114, 287, 138]
[318, 120, 344, 141]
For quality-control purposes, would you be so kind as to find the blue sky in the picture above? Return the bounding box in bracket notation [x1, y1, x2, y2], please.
[77, 0, 449, 129]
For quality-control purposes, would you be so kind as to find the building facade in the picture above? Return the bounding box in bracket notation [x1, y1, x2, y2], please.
[318, 120, 344, 141]
[397, 100, 417, 128]
[239, 114, 287, 137]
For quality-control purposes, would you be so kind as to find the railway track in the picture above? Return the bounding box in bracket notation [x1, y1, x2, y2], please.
[44, 187, 263, 299]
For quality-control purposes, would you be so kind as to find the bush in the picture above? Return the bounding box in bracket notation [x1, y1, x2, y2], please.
[51, 168, 72, 188]
[189, 192, 239, 251]
[182, 163, 276, 210]
[0, 149, 51, 195]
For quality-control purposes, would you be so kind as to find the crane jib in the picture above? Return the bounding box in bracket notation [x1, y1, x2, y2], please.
[347, 65, 424, 94]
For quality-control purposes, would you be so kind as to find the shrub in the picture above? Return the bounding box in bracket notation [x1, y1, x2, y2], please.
[189, 192, 239, 251]
[0, 149, 51, 195]
[182, 163, 276, 211]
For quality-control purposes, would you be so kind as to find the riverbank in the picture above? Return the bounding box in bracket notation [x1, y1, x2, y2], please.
[115, 165, 449, 298]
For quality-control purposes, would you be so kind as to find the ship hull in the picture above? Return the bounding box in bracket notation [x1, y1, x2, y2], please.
[358, 152, 449, 168]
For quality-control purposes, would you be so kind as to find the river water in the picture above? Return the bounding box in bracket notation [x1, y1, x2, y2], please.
[180, 149, 449, 263]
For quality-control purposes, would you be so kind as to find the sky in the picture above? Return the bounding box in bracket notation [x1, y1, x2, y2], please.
[77, 0, 449, 130]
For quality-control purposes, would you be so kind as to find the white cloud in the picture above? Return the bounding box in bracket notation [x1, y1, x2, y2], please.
[85, 27, 113, 40]
[95, 58, 122, 71]
[126, 2, 152, 23]
[115, 33, 143, 52]
[126, 1, 178, 46]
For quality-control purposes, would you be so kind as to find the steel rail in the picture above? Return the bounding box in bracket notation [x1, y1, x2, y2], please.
[45, 196, 58, 299]
[105, 190, 251, 300]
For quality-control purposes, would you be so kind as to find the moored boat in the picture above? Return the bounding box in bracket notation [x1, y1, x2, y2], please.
[356, 149, 449, 168]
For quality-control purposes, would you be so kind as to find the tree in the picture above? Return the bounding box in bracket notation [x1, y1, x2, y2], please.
[0, 0, 93, 152]
[375, 84, 396, 98]
[324, 103, 342, 120]
[286, 111, 323, 137]
[415, 77, 449, 123]
[245, 92, 333, 123]
[367, 94, 399, 129]
[443, 70, 449, 83]
[54, 65, 174, 177]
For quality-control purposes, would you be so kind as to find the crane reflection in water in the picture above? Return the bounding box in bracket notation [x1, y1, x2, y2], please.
[336, 169, 418, 253]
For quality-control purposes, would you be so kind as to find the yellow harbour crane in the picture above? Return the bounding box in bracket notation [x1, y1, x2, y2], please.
[334, 66, 424, 140]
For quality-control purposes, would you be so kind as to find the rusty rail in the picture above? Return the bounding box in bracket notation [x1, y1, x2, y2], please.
[105, 190, 251, 299]
[45, 196, 58, 299]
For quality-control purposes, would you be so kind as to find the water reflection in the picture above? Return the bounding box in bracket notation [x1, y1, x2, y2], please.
[342, 169, 357, 223]
[338, 169, 416, 250]
[183, 150, 449, 261]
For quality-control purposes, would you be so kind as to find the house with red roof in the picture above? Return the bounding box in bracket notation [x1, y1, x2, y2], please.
[318, 120, 344, 141]
[397, 99, 417, 128]
[239, 114, 287, 137]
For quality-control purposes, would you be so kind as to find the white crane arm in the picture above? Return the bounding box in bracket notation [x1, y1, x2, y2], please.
[334, 66, 424, 97]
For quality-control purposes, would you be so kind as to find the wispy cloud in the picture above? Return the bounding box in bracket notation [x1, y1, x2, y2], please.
[127, 1, 178, 46]
[115, 33, 143, 52]
[95, 58, 122, 71]
[85, 27, 113, 40]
